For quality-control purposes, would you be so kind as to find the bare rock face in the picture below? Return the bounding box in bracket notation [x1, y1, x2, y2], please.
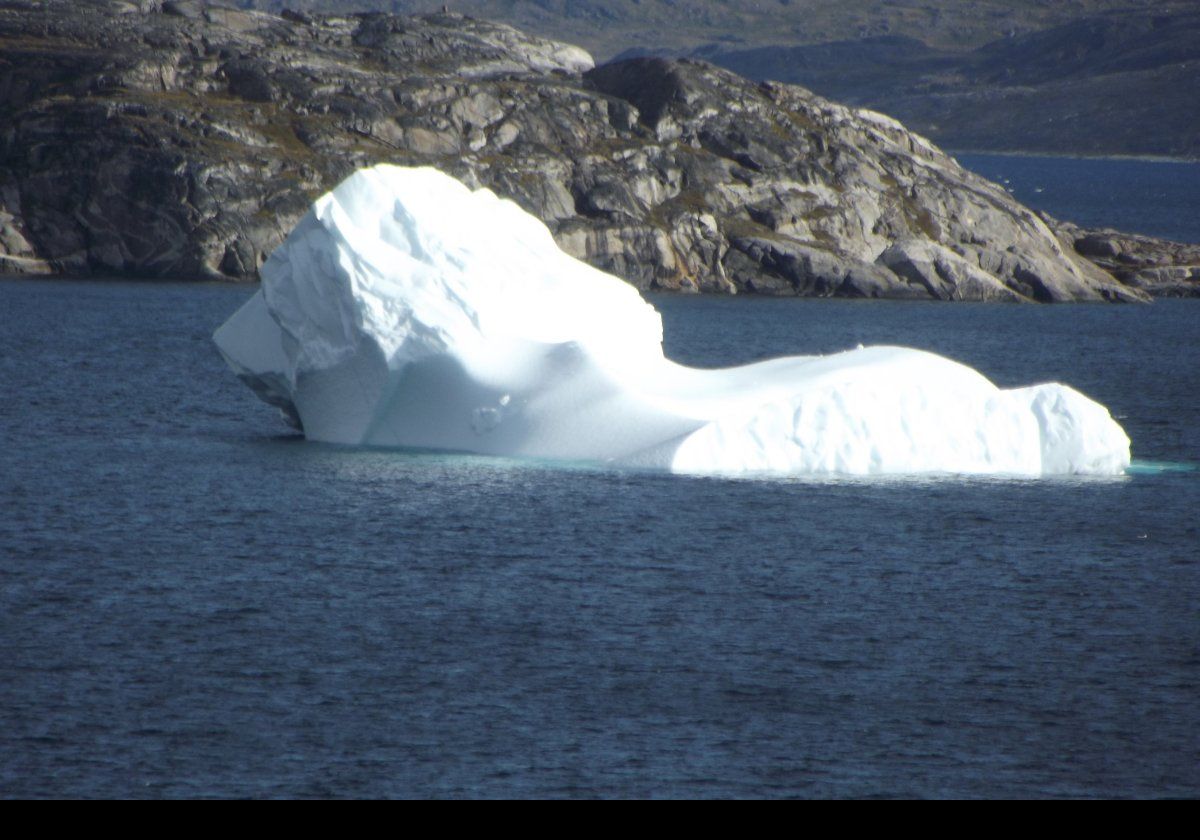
[0, 0, 1150, 301]
[583, 59, 1138, 301]
[1049, 216, 1200, 298]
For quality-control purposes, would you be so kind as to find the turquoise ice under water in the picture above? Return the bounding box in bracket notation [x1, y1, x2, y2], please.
[1126, 460, 1196, 475]
[3, 277, 1197, 797]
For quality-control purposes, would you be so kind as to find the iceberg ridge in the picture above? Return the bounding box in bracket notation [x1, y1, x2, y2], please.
[214, 164, 1131, 476]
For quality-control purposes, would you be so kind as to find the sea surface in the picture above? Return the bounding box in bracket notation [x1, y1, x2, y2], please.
[956, 153, 1200, 244]
[2, 276, 1197, 798]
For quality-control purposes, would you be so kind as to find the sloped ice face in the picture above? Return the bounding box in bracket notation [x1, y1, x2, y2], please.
[214, 165, 1131, 477]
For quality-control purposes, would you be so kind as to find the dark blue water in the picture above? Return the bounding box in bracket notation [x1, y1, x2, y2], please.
[956, 153, 1200, 245]
[2, 278, 1197, 798]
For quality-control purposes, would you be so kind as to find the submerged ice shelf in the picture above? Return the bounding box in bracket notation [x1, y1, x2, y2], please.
[214, 165, 1131, 477]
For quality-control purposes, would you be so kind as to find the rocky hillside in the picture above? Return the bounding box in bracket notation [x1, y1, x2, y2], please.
[247, 3, 1200, 158]
[0, 0, 1180, 301]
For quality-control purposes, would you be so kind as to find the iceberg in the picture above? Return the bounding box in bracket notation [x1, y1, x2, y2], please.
[214, 164, 1131, 477]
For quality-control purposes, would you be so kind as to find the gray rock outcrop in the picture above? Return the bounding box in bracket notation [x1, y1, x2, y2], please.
[1049, 216, 1200, 298]
[0, 0, 1150, 301]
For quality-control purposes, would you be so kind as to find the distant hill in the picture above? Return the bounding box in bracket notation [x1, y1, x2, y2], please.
[700, 11, 1200, 159]
[243, 0, 1185, 61]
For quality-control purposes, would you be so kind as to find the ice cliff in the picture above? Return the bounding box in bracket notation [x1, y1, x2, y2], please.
[214, 165, 1131, 477]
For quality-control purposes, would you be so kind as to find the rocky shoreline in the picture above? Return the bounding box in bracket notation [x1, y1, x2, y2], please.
[1, 1, 1195, 300]
[1049, 217, 1200, 299]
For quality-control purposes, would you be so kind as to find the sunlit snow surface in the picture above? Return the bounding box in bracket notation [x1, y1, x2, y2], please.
[214, 165, 1131, 476]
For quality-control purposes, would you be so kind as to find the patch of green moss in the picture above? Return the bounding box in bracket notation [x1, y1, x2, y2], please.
[805, 204, 837, 221]
[647, 189, 710, 227]
[902, 204, 940, 240]
[257, 117, 313, 159]
[722, 215, 785, 241]
[782, 108, 817, 133]
[0, 35, 108, 55]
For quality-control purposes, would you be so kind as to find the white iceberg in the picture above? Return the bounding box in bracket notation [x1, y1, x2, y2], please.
[214, 164, 1131, 477]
